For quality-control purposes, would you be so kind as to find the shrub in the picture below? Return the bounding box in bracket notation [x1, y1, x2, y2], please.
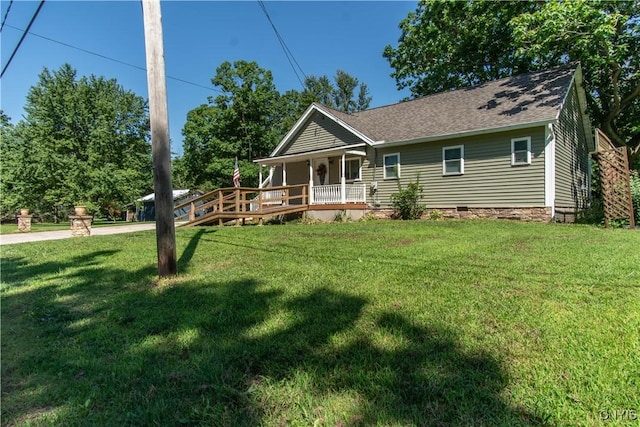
[577, 197, 604, 225]
[429, 209, 444, 220]
[391, 180, 426, 220]
[359, 212, 378, 222]
[333, 210, 350, 222]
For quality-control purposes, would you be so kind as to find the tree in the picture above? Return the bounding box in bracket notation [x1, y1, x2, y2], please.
[0, 111, 25, 216]
[511, 0, 640, 165]
[301, 70, 371, 113]
[180, 62, 374, 190]
[181, 60, 285, 189]
[300, 75, 334, 108]
[384, 0, 640, 166]
[0, 64, 152, 219]
[383, 0, 539, 96]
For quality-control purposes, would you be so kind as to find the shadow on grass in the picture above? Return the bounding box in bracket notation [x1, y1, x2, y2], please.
[177, 228, 212, 272]
[2, 254, 545, 426]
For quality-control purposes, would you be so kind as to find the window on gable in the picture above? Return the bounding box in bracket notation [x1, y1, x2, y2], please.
[511, 137, 531, 165]
[344, 158, 361, 181]
[383, 153, 400, 179]
[443, 145, 464, 175]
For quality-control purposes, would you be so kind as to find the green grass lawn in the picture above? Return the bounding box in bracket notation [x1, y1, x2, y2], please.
[1, 220, 638, 426]
[1, 222, 71, 234]
[0, 220, 146, 234]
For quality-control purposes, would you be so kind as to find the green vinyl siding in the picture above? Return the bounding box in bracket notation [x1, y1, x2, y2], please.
[271, 162, 308, 186]
[554, 85, 590, 210]
[367, 128, 546, 208]
[280, 111, 363, 155]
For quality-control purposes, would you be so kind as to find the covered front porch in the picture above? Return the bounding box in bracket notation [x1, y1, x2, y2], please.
[255, 144, 368, 206]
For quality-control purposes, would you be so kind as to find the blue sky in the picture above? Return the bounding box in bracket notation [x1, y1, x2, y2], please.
[1, 1, 416, 156]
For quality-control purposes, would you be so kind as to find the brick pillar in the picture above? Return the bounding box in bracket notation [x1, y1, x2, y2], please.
[69, 215, 93, 237]
[17, 215, 33, 232]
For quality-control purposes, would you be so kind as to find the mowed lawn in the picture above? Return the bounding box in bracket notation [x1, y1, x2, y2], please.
[1, 220, 638, 426]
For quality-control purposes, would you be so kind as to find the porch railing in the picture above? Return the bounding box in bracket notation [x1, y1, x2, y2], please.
[174, 184, 309, 223]
[249, 189, 286, 211]
[312, 183, 366, 204]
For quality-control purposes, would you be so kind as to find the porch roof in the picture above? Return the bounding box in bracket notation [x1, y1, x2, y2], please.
[254, 143, 367, 166]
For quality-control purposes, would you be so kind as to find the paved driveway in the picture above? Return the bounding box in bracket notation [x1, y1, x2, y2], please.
[0, 223, 157, 246]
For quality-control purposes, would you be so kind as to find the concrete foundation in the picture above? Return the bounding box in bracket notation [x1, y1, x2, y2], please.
[369, 207, 554, 222]
[306, 208, 365, 222]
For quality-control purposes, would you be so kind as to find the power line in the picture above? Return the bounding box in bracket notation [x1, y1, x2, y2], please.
[1, 0, 45, 79]
[257, 0, 306, 87]
[0, 0, 14, 32]
[257, 0, 307, 89]
[2, 23, 222, 93]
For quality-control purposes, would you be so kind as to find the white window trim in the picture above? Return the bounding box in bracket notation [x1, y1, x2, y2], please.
[383, 152, 400, 179]
[343, 157, 362, 182]
[511, 136, 532, 166]
[442, 145, 464, 176]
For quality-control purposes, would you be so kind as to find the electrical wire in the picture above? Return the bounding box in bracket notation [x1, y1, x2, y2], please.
[257, 0, 307, 89]
[2, 23, 222, 93]
[1, 0, 45, 79]
[0, 0, 14, 33]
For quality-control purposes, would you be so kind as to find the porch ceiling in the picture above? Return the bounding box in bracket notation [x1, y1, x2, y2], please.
[254, 144, 367, 166]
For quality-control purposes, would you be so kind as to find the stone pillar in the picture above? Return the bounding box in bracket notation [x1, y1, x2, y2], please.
[69, 215, 93, 237]
[17, 215, 33, 232]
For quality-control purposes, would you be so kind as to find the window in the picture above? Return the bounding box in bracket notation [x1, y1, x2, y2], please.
[511, 137, 531, 165]
[443, 145, 464, 175]
[344, 158, 361, 181]
[383, 153, 400, 179]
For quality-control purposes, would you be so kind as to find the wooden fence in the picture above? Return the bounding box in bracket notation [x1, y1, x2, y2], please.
[594, 129, 635, 229]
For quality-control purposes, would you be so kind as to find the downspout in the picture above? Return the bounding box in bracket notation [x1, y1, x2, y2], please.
[373, 147, 378, 207]
[545, 123, 556, 220]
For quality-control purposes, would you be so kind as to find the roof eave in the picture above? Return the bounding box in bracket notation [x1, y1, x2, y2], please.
[255, 143, 367, 166]
[371, 120, 556, 148]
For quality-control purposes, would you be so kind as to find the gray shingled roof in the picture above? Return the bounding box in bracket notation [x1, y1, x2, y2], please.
[318, 65, 577, 143]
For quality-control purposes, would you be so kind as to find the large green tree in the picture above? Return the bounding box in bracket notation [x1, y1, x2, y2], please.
[383, 0, 539, 95]
[181, 60, 286, 190]
[512, 0, 640, 165]
[180, 62, 374, 190]
[384, 0, 640, 165]
[0, 111, 25, 217]
[0, 64, 152, 219]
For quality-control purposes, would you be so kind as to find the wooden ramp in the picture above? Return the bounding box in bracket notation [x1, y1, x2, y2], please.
[174, 185, 309, 226]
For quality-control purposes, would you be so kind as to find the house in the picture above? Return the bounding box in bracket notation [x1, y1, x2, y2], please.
[255, 64, 593, 222]
[136, 189, 203, 221]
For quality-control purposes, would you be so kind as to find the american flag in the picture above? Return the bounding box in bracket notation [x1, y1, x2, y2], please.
[233, 157, 240, 188]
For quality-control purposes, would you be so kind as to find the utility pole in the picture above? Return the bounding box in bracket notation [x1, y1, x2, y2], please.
[142, 0, 177, 277]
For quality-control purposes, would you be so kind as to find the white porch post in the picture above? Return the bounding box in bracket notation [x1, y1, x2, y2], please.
[258, 165, 263, 189]
[282, 162, 287, 186]
[340, 153, 346, 204]
[282, 162, 288, 205]
[308, 158, 314, 205]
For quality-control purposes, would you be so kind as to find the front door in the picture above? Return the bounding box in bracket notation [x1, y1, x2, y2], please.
[313, 158, 329, 186]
